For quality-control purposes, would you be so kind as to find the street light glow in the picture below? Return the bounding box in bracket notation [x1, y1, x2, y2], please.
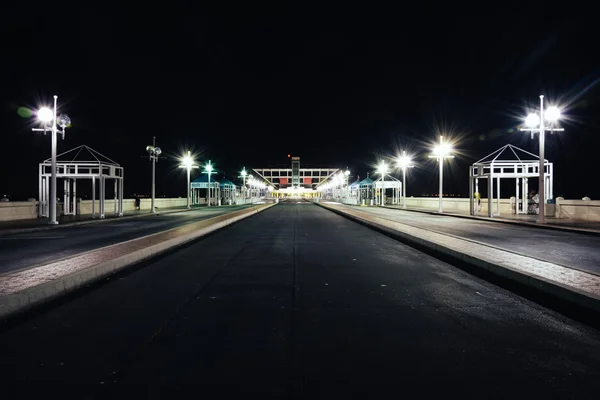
[37, 107, 53, 123]
[397, 153, 413, 169]
[433, 142, 453, 157]
[525, 113, 540, 128]
[181, 154, 194, 169]
[376, 160, 389, 175]
[545, 106, 561, 122]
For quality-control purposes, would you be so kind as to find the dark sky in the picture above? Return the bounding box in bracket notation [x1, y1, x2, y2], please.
[1, 4, 599, 200]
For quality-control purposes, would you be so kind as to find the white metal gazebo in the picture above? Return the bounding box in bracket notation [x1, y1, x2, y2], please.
[39, 145, 124, 219]
[469, 144, 553, 217]
[374, 174, 402, 205]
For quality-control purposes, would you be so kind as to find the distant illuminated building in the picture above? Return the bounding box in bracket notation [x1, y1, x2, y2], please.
[252, 156, 339, 196]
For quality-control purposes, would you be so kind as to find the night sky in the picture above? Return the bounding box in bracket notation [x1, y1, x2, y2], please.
[2, 4, 599, 200]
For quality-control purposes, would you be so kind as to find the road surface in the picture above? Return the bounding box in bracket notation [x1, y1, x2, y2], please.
[0, 205, 251, 275]
[0, 203, 598, 397]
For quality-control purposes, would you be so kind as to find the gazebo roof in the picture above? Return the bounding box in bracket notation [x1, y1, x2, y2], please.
[192, 174, 220, 184]
[474, 144, 546, 165]
[359, 177, 374, 186]
[218, 177, 236, 188]
[44, 145, 120, 166]
[349, 178, 361, 188]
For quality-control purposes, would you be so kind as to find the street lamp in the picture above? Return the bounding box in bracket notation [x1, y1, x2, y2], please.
[239, 167, 248, 199]
[520, 95, 564, 224]
[336, 172, 344, 200]
[32, 95, 71, 225]
[146, 138, 162, 213]
[203, 160, 216, 206]
[376, 160, 389, 206]
[178, 151, 199, 209]
[428, 136, 454, 213]
[344, 168, 350, 201]
[397, 151, 415, 209]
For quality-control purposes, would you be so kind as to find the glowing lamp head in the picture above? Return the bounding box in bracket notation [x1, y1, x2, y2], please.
[57, 114, 71, 129]
[241, 168, 247, 177]
[181, 154, 194, 169]
[433, 143, 452, 157]
[344, 169, 350, 176]
[154, 147, 162, 156]
[205, 163, 213, 173]
[398, 154, 413, 168]
[525, 113, 540, 128]
[377, 161, 389, 175]
[37, 107, 53, 123]
[545, 106, 561, 122]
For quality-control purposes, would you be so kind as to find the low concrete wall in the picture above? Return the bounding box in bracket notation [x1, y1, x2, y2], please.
[402, 197, 513, 216]
[556, 198, 600, 221]
[0, 198, 210, 222]
[78, 198, 194, 215]
[0, 200, 38, 221]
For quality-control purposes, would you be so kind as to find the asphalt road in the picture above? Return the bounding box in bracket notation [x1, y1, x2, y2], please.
[0, 205, 251, 275]
[0, 203, 599, 397]
[349, 206, 600, 276]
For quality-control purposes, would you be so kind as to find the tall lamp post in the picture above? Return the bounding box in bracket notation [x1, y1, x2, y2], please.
[146, 138, 162, 214]
[33, 96, 71, 225]
[239, 167, 248, 199]
[344, 168, 350, 201]
[179, 151, 199, 209]
[520, 95, 563, 224]
[376, 160, 389, 206]
[203, 160, 216, 206]
[428, 136, 454, 213]
[397, 151, 414, 209]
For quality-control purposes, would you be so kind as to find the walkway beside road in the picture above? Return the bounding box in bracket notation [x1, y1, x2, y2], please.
[0, 203, 598, 396]
[0, 205, 254, 276]
[0, 205, 194, 235]
[384, 204, 600, 234]
[348, 205, 600, 276]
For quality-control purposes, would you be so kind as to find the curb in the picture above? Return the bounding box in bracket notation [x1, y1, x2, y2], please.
[379, 205, 600, 236]
[317, 203, 600, 318]
[0, 203, 276, 321]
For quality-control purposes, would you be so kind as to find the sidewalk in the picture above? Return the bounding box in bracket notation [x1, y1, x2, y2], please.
[0, 206, 195, 236]
[382, 205, 600, 235]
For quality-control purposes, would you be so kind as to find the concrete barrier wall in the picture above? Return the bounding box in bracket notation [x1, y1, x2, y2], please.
[0, 198, 209, 222]
[78, 198, 199, 215]
[403, 197, 513, 215]
[0, 200, 37, 221]
[556, 198, 600, 221]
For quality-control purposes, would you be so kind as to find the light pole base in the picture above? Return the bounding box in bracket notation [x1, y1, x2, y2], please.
[48, 221, 59, 225]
